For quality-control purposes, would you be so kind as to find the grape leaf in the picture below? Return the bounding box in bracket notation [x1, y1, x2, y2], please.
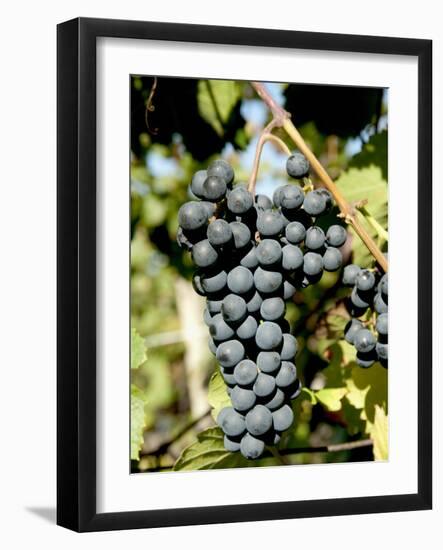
[131, 327, 147, 370]
[198, 80, 242, 137]
[369, 404, 388, 460]
[173, 427, 247, 470]
[315, 388, 347, 412]
[131, 384, 147, 460]
[208, 368, 232, 421]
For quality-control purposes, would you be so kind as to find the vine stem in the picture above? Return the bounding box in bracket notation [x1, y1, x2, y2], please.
[250, 82, 388, 273]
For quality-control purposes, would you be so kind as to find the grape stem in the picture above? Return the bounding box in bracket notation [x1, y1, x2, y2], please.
[250, 82, 388, 273]
[357, 204, 388, 242]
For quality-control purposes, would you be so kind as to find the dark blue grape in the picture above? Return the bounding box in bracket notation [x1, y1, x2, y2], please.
[202, 175, 227, 201]
[209, 313, 235, 342]
[254, 267, 283, 294]
[283, 279, 296, 300]
[236, 315, 258, 340]
[286, 152, 310, 179]
[230, 221, 251, 249]
[178, 201, 208, 231]
[255, 321, 283, 350]
[376, 313, 388, 335]
[275, 361, 297, 388]
[305, 226, 325, 250]
[221, 294, 247, 324]
[230, 386, 256, 412]
[285, 221, 306, 244]
[280, 333, 298, 361]
[255, 194, 272, 210]
[246, 291, 263, 314]
[354, 329, 377, 353]
[245, 404, 273, 436]
[240, 433, 265, 459]
[216, 339, 245, 368]
[257, 351, 281, 374]
[280, 185, 304, 210]
[253, 372, 276, 398]
[227, 266, 254, 295]
[342, 264, 361, 286]
[257, 210, 284, 238]
[356, 269, 376, 291]
[303, 190, 327, 216]
[224, 435, 241, 452]
[207, 159, 234, 185]
[326, 225, 347, 247]
[240, 244, 259, 269]
[374, 292, 388, 314]
[272, 404, 294, 432]
[282, 244, 304, 271]
[344, 319, 364, 344]
[207, 219, 232, 247]
[227, 185, 253, 214]
[262, 388, 285, 411]
[191, 239, 218, 268]
[234, 360, 258, 386]
[217, 407, 245, 437]
[303, 252, 323, 276]
[260, 297, 286, 321]
[256, 239, 282, 267]
[323, 247, 342, 271]
[201, 270, 227, 294]
[190, 170, 207, 199]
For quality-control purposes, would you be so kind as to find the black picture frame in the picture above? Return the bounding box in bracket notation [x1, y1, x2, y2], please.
[57, 17, 432, 532]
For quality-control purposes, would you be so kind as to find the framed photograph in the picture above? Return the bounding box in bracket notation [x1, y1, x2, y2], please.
[57, 17, 432, 532]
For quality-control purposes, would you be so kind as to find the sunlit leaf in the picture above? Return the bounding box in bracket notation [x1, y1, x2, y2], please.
[131, 327, 147, 370]
[198, 80, 242, 136]
[370, 404, 388, 460]
[131, 384, 147, 460]
[315, 388, 347, 411]
[208, 368, 231, 421]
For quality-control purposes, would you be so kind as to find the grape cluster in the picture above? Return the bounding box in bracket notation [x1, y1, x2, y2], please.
[177, 153, 346, 459]
[343, 264, 388, 368]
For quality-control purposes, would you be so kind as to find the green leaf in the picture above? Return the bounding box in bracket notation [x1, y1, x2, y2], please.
[336, 155, 387, 267]
[208, 368, 231, 421]
[173, 427, 246, 470]
[197, 80, 242, 136]
[131, 327, 147, 370]
[131, 384, 147, 460]
[370, 404, 388, 460]
[315, 388, 347, 411]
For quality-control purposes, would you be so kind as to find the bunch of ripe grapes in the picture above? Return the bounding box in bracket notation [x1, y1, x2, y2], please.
[343, 264, 388, 368]
[177, 151, 387, 459]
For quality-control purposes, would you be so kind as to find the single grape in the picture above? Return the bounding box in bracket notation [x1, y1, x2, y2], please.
[190, 170, 207, 199]
[230, 221, 251, 249]
[356, 269, 376, 291]
[354, 328, 377, 353]
[260, 297, 286, 321]
[178, 201, 208, 231]
[286, 378, 302, 400]
[191, 239, 218, 268]
[262, 388, 285, 411]
[202, 175, 227, 201]
[280, 333, 298, 361]
[343, 264, 362, 286]
[227, 266, 254, 295]
[376, 313, 388, 336]
[323, 247, 342, 272]
[221, 294, 247, 324]
[239, 244, 259, 269]
[256, 239, 282, 267]
[255, 194, 273, 210]
[305, 226, 325, 250]
[344, 319, 364, 344]
[230, 385, 256, 413]
[257, 210, 284, 238]
[303, 190, 327, 216]
[374, 292, 388, 314]
[216, 339, 245, 368]
[326, 224, 347, 247]
[253, 372, 276, 398]
[236, 315, 258, 340]
[285, 221, 306, 244]
[245, 404, 273, 436]
[224, 435, 241, 452]
[303, 251, 323, 276]
[200, 201, 216, 219]
[255, 321, 283, 350]
[234, 360, 258, 386]
[286, 152, 310, 179]
[317, 188, 333, 211]
[207, 159, 234, 185]
[201, 269, 227, 294]
[275, 361, 297, 388]
[227, 185, 253, 214]
[209, 313, 235, 342]
[240, 433, 265, 459]
[254, 267, 283, 294]
[376, 342, 388, 361]
[246, 291, 263, 314]
[280, 185, 304, 210]
[257, 351, 281, 374]
[207, 219, 232, 247]
[282, 244, 304, 271]
[272, 404, 294, 432]
[217, 407, 245, 437]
